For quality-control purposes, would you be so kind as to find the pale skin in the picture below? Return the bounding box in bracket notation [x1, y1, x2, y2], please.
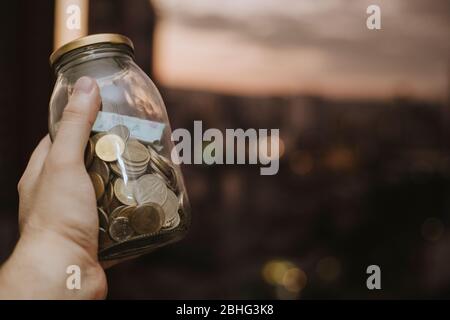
[0, 77, 108, 299]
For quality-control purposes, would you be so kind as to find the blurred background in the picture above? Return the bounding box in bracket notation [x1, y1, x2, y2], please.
[0, 0, 449, 299]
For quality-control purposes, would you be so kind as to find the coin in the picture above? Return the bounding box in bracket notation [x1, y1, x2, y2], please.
[134, 174, 168, 205]
[98, 207, 109, 230]
[95, 134, 125, 162]
[108, 196, 124, 214]
[179, 192, 187, 214]
[169, 168, 180, 192]
[108, 124, 130, 141]
[109, 216, 134, 242]
[114, 178, 137, 205]
[150, 140, 164, 152]
[109, 205, 136, 221]
[117, 205, 135, 220]
[153, 164, 178, 193]
[89, 172, 105, 202]
[147, 144, 159, 160]
[130, 203, 164, 235]
[102, 182, 114, 210]
[148, 151, 175, 188]
[109, 205, 127, 219]
[84, 138, 94, 167]
[162, 189, 178, 225]
[89, 157, 110, 185]
[122, 139, 150, 165]
[147, 146, 167, 171]
[98, 227, 111, 246]
[159, 154, 176, 177]
[152, 171, 171, 188]
[91, 132, 106, 145]
[110, 160, 147, 179]
[163, 212, 180, 230]
[110, 161, 125, 177]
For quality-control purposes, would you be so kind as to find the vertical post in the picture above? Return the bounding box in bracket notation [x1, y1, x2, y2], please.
[53, 0, 89, 50]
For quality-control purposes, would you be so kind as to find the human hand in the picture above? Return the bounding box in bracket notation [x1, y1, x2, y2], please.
[0, 77, 107, 299]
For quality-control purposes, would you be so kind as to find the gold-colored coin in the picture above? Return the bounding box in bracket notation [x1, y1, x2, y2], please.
[110, 161, 124, 177]
[95, 134, 125, 162]
[117, 205, 135, 220]
[159, 154, 175, 177]
[91, 132, 106, 145]
[109, 205, 127, 220]
[130, 203, 165, 235]
[89, 157, 110, 185]
[114, 178, 137, 205]
[84, 138, 94, 167]
[147, 145, 166, 169]
[170, 168, 180, 192]
[108, 195, 123, 213]
[147, 144, 159, 159]
[148, 151, 179, 193]
[148, 151, 175, 187]
[110, 161, 147, 179]
[122, 139, 150, 165]
[179, 191, 185, 206]
[98, 207, 109, 230]
[109, 216, 134, 242]
[98, 227, 112, 248]
[102, 182, 114, 210]
[178, 191, 187, 214]
[89, 172, 105, 202]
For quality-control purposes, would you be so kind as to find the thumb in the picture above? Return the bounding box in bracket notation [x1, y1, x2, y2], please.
[51, 77, 101, 165]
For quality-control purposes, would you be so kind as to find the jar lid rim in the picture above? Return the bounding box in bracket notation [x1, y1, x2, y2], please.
[50, 33, 134, 67]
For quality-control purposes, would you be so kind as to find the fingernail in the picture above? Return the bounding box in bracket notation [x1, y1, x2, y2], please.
[73, 77, 95, 94]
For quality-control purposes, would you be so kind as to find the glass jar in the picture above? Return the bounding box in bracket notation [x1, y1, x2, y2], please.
[48, 34, 190, 260]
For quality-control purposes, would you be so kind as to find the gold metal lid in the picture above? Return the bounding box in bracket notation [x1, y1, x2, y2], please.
[50, 33, 134, 67]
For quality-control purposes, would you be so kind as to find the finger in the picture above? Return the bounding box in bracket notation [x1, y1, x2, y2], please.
[50, 77, 101, 165]
[18, 135, 52, 191]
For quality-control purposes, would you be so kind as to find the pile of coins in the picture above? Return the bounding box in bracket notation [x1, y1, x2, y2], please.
[85, 125, 185, 247]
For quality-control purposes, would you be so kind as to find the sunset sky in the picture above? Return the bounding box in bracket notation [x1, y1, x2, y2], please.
[151, 0, 449, 101]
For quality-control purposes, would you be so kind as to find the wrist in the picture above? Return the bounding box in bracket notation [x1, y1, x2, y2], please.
[0, 230, 107, 299]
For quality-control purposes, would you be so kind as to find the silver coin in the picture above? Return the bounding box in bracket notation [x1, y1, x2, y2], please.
[134, 174, 168, 205]
[162, 189, 178, 225]
[114, 178, 137, 206]
[178, 192, 187, 213]
[108, 124, 130, 142]
[163, 212, 180, 230]
[111, 159, 147, 180]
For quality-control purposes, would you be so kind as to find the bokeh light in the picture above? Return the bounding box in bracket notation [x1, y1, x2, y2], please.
[262, 260, 295, 285]
[262, 260, 308, 299]
[282, 267, 307, 293]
